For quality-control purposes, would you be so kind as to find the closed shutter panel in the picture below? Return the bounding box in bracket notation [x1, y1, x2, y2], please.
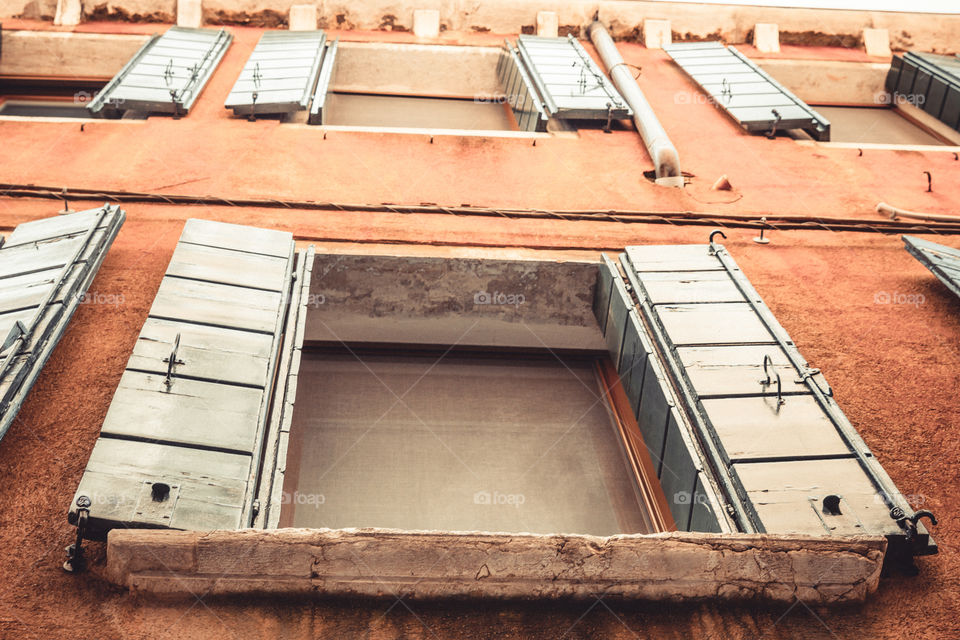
[88, 27, 232, 117]
[596, 242, 936, 560]
[308, 38, 339, 125]
[665, 42, 831, 141]
[225, 31, 327, 116]
[886, 53, 960, 132]
[68, 219, 312, 538]
[496, 41, 550, 132]
[0, 205, 125, 441]
[903, 235, 960, 299]
[594, 256, 731, 532]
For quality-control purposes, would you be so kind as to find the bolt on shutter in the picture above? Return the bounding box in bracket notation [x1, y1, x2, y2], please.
[88, 27, 232, 117]
[903, 235, 960, 300]
[308, 38, 339, 125]
[0, 205, 125, 442]
[68, 219, 312, 538]
[594, 256, 732, 532]
[225, 30, 327, 117]
[886, 52, 960, 132]
[599, 242, 934, 559]
[664, 42, 831, 141]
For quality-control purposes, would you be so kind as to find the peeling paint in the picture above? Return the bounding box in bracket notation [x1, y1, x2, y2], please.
[201, 8, 286, 28]
[780, 30, 861, 49]
[86, 4, 172, 23]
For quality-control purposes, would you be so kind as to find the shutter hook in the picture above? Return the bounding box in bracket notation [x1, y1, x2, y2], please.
[162, 332, 185, 390]
[753, 216, 771, 244]
[603, 103, 613, 134]
[708, 229, 726, 255]
[58, 187, 72, 215]
[765, 109, 782, 138]
[759, 354, 774, 385]
[63, 495, 91, 573]
[759, 354, 785, 410]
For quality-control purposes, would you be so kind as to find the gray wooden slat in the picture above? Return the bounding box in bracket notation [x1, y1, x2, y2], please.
[226, 30, 325, 116]
[166, 242, 290, 292]
[664, 41, 831, 140]
[88, 26, 232, 116]
[150, 272, 283, 334]
[735, 458, 897, 535]
[179, 218, 294, 258]
[100, 371, 265, 452]
[656, 303, 775, 346]
[70, 437, 251, 534]
[128, 318, 274, 387]
[701, 395, 850, 462]
[676, 345, 808, 398]
[638, 271, 745, 305]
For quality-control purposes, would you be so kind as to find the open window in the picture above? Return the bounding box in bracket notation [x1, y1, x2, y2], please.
[66, 221, 936, 574]
[0, 77, 107, 119]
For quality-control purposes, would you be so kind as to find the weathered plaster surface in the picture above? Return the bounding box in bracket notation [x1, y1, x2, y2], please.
[1, 0, 957, 52]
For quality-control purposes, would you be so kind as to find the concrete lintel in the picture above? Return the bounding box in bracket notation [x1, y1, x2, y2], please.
[106, 528, 886, 604]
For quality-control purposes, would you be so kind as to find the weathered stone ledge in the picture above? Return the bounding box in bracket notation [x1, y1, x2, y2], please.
[106, 528, 886, 604]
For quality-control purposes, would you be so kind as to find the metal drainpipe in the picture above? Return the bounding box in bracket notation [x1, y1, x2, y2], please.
[587, 21, 683, 188]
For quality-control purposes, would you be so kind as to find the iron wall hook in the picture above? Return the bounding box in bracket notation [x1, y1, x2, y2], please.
[708, 229, 727, 255]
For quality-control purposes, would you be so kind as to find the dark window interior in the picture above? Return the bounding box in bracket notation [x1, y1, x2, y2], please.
[280, 349, 655, 536]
